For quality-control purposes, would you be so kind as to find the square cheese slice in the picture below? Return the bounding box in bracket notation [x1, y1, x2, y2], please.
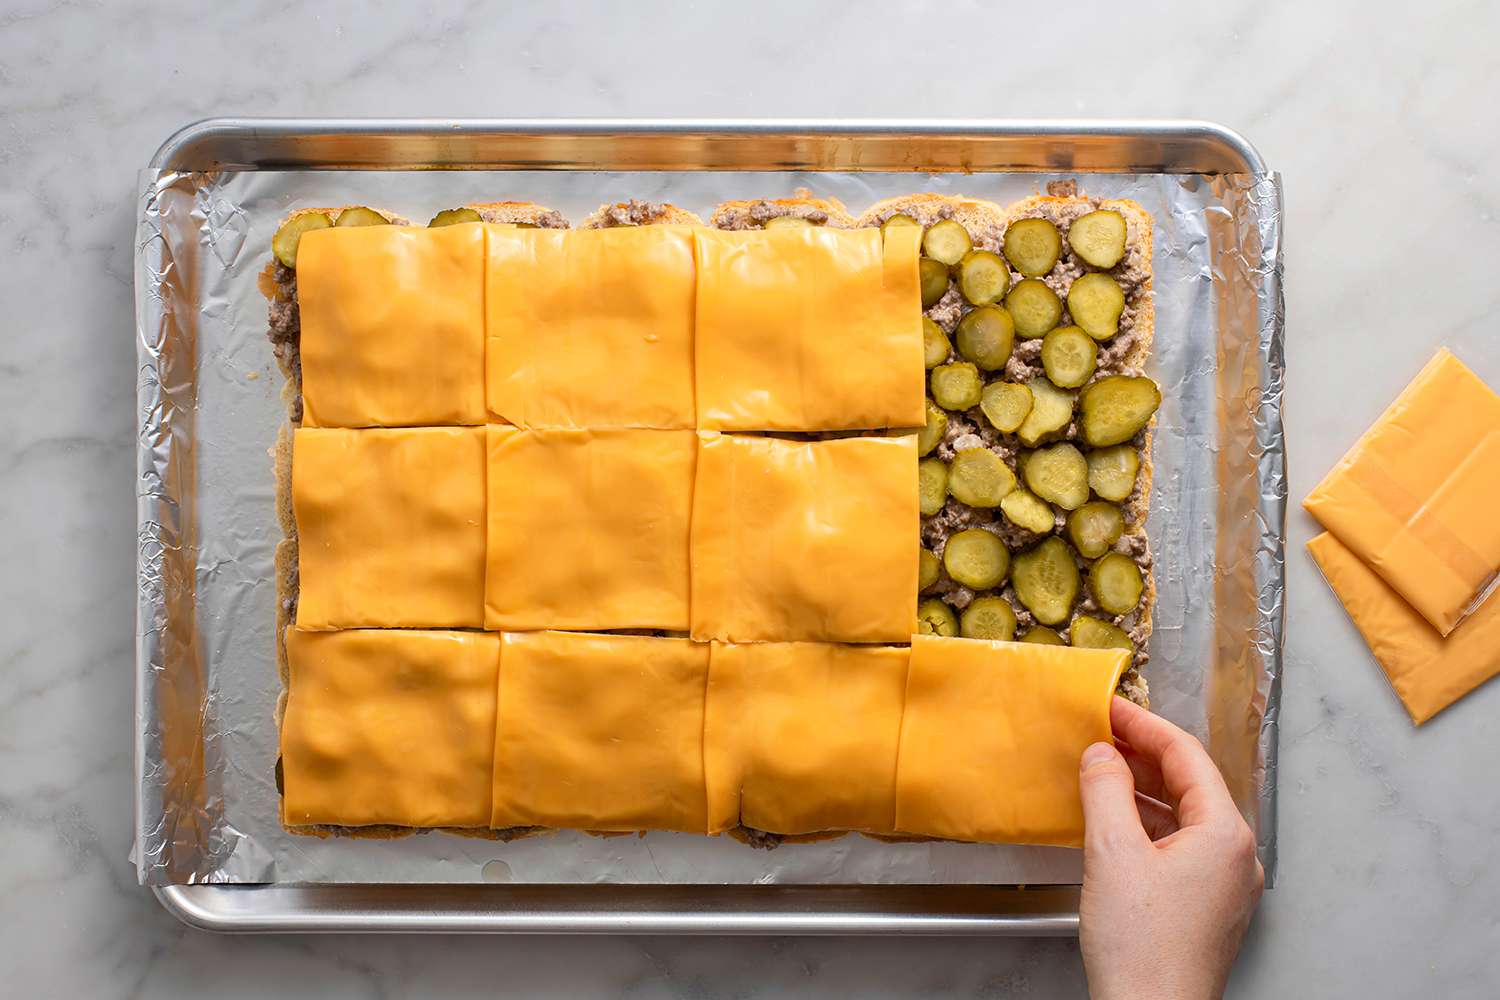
[1308, 532, 1500, 725]
[486, 225, 697, 428]
[704, 641, 908, 835]
[294, 426, 487, 629]
[894, 635, 1129, 847]
[1304, 348, 1500, 635]
[491, 631, 710, 833]
[485, 427, 695, 631]
[693, 225, 925, 432]
[690, 432, 918, 643]
[281, 628, 500, 828]
[297, 223, 486, 427]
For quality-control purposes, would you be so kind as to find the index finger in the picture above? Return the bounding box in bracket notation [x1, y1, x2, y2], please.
[1109, 697, 1238, 828]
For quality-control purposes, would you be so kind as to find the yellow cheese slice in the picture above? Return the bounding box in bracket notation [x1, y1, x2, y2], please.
[704, 641, 908, 835]
[486, 225, 697, 428]
[690, 432, 919, 643]
[491, 631, 710, 833]
[1308, 532, 1500, 725]
[281, 628, 499, 828]
[484, 427, 695, 631]
[1304, 348, 1500, 635]
[294, 427, 487, 629]
[693, 225, 925, 431]
[894, 635, 1129, 846]
[297, 223, 486, 427]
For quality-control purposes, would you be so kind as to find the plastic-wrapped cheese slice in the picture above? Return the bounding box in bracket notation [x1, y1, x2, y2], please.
[693, 225, 925, 431]
[293, 427, 487, 629]
[281, 628, 500, 828]
[704, 642, 908, 836]
[1304, 348, 1500, 636]
[689, 432, 919, 643]
[484, 427, 695, 631]
[297, 223, 486, 427]
[486, 225, 697, 429]
[491, 631, 710, 833]
[895, 635, 1129, 847]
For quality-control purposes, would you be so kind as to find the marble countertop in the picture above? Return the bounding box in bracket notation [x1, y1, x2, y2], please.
[4, 2, 1499, 996]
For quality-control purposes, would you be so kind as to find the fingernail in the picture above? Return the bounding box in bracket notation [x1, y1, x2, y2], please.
[1080, 743, 1115, 771]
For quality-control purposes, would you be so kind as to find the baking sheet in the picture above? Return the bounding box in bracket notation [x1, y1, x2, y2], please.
[135, 166, 1284, 887]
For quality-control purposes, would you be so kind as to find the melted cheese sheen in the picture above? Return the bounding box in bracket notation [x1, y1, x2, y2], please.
[486, 225, 697, 428]
[294, 427, 487, 629]
[895, 636, 1129, 846]
[704, 642, 908, 835]
[484, 427, 695, 631]
[1304, 348, 1500, 636]
[491, 632, 710, 833]
[693, 225, 925, 431]
[297, 223, 486, 427]
[689, 432, 919, 643]
[1308, 532, 1500, 725]
[281, 628, 500, 828]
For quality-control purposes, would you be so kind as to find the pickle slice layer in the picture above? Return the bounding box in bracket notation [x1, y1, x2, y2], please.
[1089, 552, 1144, 615]
[919, 547, 941, 592]
[1040, 326, 1098, 389]
[1066, 501, 1125, 559]
[947, 448, 1016, 508]
[916, 400, 948, 457]
[961, 596, 1018, 641]
[918, 458, 949, 517]
[1011, 537, 1081, 626]
[1003, 217, 1062, 277]
[428, 207, 483, 228]
[1000, 488, 1055, 534]
[335, 206, 388, 228]
[918, 598, 959, 637]
[943, 528, 1010, 590]
[1005, 278, 1063, 339]
[1068, 272, 1126, 340]
[954, 306, 1015, 372]
[1070, 615, 1133, 652]
[922, 219, 973, 266]
[958, 250, 1011, 306]
[919, 257, 951, 309]
[923, 317, 952, 369]
[980, 381, 1033, 434]
[1019, 625, 1066, 646]
[1016, 377, 1075, 447]
[930, 362, 983, 412]
[1079, 375, 1162, 447]
[882, 213, 921, 233]
[1068, 210, 1127, 269]
[1023, 442, 1090, 510]
[1086, 444, 1141, 502]
[272, 211, 335, 268]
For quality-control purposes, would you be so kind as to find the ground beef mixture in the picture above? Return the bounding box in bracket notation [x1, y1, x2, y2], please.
[712, 199, 835, 230]
[594, 200, 676, 227]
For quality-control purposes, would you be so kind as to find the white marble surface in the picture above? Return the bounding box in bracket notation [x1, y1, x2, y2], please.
[3, 1, 1499, 996]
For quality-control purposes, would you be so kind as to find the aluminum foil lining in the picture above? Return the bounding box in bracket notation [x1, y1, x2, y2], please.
[134, 168, 1285, 887]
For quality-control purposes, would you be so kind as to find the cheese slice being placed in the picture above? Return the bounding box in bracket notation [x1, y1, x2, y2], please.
[1304, 348, 1500, 636]
[704, 641, 908, 835]
[690, 432, 919, 643]
[491, 631, 710, 833]
[693, 225, 925, 432]
[281, 628, 500, 828]
[484, 427, 695, 631]
[486, 225, 697, 428]
[1308, 532, 1500, 725]
[297, 223, 486, 427]
[894, 635, 1129, 847]
[294, 427, 487, 629]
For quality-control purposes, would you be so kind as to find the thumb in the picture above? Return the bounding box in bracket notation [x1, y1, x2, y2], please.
[1078, 742, 1149, 855]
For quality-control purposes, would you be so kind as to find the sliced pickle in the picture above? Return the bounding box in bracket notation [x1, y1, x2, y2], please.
[954, 306, 1015, 372]
[1089, 552, 1144, 615]
[919, 257, 951, 309]
[882, 213, 921, 233]
[428, 207, 483, 227]
[1079, 375, 1162, 447]
[961, 596, 1018, 641]
[1066, 501, 1125, 558]
[335, 206, 389, 228]
[1023, 442, 1089, 510]
[764, 215, 814, 229]
[1069, 209, 1127, 269]
[947, 448, 1016, 508]
[923, 317, 952, 369]
[980, 381, 1033, 434]
[957, 250, 1011, 306]
[943, 528, 1010, 590]
[1068, 272, 1126, 340]
[1000, 488, 1056, 534]
[1016, 377, 1075, 447]
[1011, 537, 1081, 626]
[919, 547, 941, 592]
[1070, 615, 1133, 653]
[916, 400, 948, 457]
[1005, 278, 1064, 339]
[1040, 326, 1098, 389]
[930, 362, 983, 412]
[1019, 625, 1066, 646]
[918, 598, 959, 637]
[1086, 444, 1141, 502]
[1003, 217, 1062, 277]
[918, 458, 949, 516]
[922, 219, 972, 266]
[271, 211, 334, 268]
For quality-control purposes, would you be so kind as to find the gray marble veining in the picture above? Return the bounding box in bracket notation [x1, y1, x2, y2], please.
[3, 1, 1498, 996]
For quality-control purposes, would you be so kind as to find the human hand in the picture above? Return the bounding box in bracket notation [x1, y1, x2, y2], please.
[1077, 696, 1264, 1000]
